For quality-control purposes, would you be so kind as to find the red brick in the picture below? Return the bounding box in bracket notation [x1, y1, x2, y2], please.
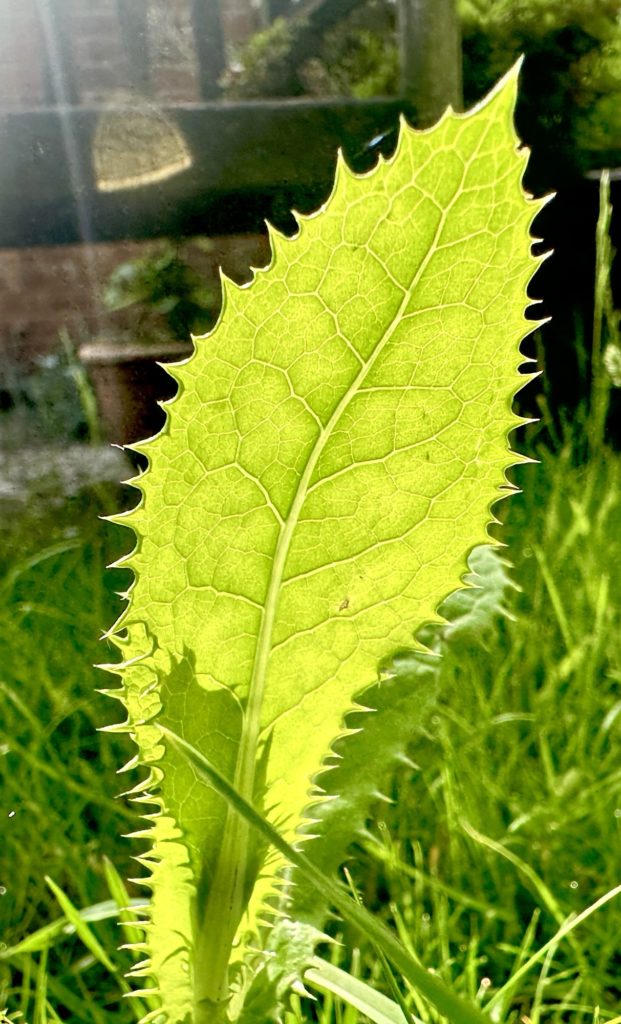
[0, 234, 268, 371]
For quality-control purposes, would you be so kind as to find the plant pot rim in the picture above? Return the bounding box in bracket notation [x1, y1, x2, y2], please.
[79, 338, 193, 365]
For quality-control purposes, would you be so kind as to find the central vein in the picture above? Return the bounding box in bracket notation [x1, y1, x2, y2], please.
[196, 152, 468, 1007]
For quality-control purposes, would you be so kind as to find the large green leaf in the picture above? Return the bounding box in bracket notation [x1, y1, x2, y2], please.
[106, 64, 544, 1022]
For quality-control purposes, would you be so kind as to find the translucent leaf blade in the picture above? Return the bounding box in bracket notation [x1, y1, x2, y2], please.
[108, 64, 545, 1020]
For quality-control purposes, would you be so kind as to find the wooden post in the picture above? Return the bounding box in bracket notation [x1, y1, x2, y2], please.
[192, 0, 226, 100]
[264, 0, 291, 20]
[397, 0, 462, 126]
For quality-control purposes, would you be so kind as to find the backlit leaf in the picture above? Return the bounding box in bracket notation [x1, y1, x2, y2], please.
[105, 64, 545, 1022]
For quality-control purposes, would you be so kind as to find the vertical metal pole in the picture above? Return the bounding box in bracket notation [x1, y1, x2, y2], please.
[35, 0, 101, 324]
[589, 170, 613, 454]
[397, 0, 462, 126]
[192, 0, 226, 100]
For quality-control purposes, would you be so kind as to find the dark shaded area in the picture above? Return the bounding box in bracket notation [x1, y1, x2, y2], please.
[464, 23, 616, 191]
[526, 177, 621, 443]
[0, 99, 407, 247]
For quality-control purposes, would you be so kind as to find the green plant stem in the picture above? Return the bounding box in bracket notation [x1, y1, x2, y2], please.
[161, 724, 489, 1024]
[589, 169, 612, 454]
[59, 327, 103, 445]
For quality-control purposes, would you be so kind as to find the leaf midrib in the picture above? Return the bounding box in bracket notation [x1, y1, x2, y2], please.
[240, 145, 476, 796]
[200, 139, 484, 995]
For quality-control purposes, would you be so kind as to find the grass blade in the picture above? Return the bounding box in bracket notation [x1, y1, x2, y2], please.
[305, 958, 419, 1024]
[485, 883, 621, 1018]
[0, 899, 145, 958]
[34, 948, 48, 1024]
[102, 856, 145, 949]
[44, 877, 117, 975]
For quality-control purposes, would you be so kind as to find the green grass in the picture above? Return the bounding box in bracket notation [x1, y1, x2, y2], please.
[0, 486, 142, 1021]
[1, 431, 620, 1023]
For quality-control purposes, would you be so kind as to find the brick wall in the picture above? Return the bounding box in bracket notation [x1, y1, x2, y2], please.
[70, 0, 204, 105]
[68, 0, 133, 105]
[0, 0, 268, 388]
[0, 0, 49, 109]
[1, 233, 270, 374]
[0, 0, 261, 110]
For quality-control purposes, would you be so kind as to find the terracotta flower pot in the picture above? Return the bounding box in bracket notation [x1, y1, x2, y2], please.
[79, 338, 192, 446]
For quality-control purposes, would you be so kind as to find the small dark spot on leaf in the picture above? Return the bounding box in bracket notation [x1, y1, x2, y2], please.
[339, 597, 350, 611]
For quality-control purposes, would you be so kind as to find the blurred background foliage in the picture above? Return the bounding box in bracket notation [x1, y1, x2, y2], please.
[102, 241, 218, 342]
[224, 0, 621, 186]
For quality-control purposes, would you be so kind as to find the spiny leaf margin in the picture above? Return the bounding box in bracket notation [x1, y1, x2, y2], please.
[103, 62, 548, 1023]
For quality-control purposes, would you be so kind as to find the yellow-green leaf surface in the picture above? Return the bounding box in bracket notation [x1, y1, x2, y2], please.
[107, 65, 545, 1023]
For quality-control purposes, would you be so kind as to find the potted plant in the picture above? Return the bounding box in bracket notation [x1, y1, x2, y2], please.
[79, 240, 218, 446]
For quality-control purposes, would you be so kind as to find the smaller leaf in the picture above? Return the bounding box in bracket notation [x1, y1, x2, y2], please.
[237, 921, 323, 1024]
[439, 544, 517, 645]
